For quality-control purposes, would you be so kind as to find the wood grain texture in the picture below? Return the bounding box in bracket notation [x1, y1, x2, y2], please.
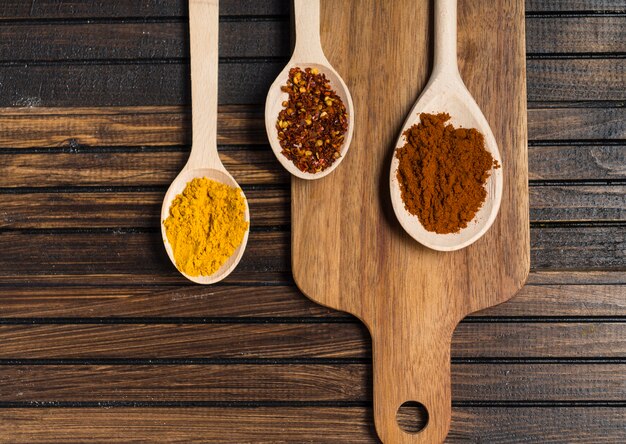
[0, 62, 283, 106]
[0, 407, 624, 443]
[0, 2, 623, 442]
[0, 231, 619, 288]
[0, 59, 622, 107]
[530, 226, 625, 269]
[0, 231, 290, 285]
[528, 107, 626, 140]
[0, 226, 621, 286]
[0, 189, 290, 229]
[479, 282, 626, 316]
[527, 270, 625, 285]
[1, 0, 623, 18]
[0, 150, 286, 187]
[529, 186, 626, 222]
[2, 17, 621, 64]
[526, 16, 626, 53]
[0, 21, 289, 61]
[0, 279, 623, 318]
[292, 1, 528, 441]
[0, 18, 620, 73]
[0, 105, 267, 148]
[526, 0, 626, 12]
[0, 0, 288, 19]
[527, 59, 626, 102]
[2, 146, 624, 189]
[0, 363, 623, 402]
[0, 285, 337, 318]
[0, 105, 623, 149]
[0, 322, 623, 359]
[529, 145, 625, 180]
[1, 186, 621, 231]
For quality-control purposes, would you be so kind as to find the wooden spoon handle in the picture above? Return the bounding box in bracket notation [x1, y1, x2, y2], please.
[292, 0, 326, 62]
[187, 0, 222, 169]
[433, 0, 459, 76]
[372, 328, 452, 443]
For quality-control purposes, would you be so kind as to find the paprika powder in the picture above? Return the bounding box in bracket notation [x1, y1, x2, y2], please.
[395, 112, 499, 234]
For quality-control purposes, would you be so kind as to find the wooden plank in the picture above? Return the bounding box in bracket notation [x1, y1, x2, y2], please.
[0, 106, 264, 148]
[0, 285, 338, 318]
[1, 185, 621, 230]
[0, 322, 623, 359]
[478, 283, 626, 316]
[452, 363, 626, 401]
[1, 148, 624, 188]
[530, 186, 626, 222]
[528, 59, 626, 102]
[0, 62, 283, 107]
[0, 189, 290, 229]
[529, 145, 625, 180]
[0, 0, 288, 19]
[452, 322, 626, 358]
[0, 59, 621, 107]
[0, 363, 623, 402]
[2, 17, 622, 63]
[0, 407, 376, 444]
[527, 270, 626, 285]
[3, 0, 624, 17]
[0, 324, 371, 359]
[526, 16, 626, 53]
[528, 107, 626, 140]
[0, 21, 289, 61]
[448, 407, 626, 443]
[0, 364, 368, 403]
[0, 150, 287, 188]
[0, 407, 624, 443]
[526, 0, 626, 12]
[0, 281, 624, 318]
[0, 226, 621, 286]
[0, 22, 189, 61]
[0, 231, 289, 285]
[0, 106, 623, 149]
[530, 226, 625, 269]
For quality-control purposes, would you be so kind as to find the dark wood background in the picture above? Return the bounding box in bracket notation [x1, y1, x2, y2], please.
[0, 0, 624, 442]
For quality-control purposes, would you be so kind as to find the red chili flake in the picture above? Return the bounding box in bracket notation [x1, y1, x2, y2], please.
[276, 67, 348, 174]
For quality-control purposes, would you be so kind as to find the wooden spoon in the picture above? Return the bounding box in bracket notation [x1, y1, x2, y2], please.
[389, 0, 503, 251]
[161, 0, 250, 284]
[265, 0, 355, 180]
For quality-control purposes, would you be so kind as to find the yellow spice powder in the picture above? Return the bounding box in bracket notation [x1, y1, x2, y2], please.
[164, 177, 248, 277]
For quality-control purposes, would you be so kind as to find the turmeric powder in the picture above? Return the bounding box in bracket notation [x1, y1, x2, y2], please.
[163, 177, 248, 277]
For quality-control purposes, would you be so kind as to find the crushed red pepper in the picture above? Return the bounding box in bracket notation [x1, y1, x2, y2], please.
[276, 67, 348, 173]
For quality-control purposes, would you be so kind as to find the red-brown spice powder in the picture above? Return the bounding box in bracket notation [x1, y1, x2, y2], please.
[395, 112, 499, 234]
[276, 67, 348, 173]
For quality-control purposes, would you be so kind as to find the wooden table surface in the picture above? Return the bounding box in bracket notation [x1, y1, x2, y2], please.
[0, 0, 624, 442]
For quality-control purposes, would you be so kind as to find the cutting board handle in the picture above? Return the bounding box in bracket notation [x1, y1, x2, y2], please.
[372, 329, 452, 443]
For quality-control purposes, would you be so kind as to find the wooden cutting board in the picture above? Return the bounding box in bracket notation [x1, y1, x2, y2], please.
[292, 1, 529, 443]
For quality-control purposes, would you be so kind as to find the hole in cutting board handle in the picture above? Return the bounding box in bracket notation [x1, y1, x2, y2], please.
[396, 401, 429, 434]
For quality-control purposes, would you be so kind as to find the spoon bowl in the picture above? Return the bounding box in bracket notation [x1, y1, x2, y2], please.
[266, 62, 354, 180]
[161, 167, 250, 285]
[265, 0, 354, 180]
[389, 0, 503, 252]
[390, 78, 503, 251]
